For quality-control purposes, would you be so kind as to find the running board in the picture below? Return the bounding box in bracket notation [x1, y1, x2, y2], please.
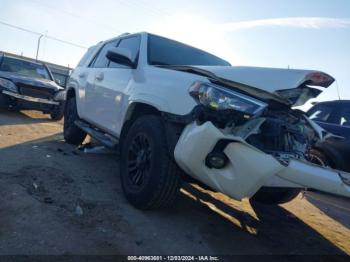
[74, 120, 119, 149]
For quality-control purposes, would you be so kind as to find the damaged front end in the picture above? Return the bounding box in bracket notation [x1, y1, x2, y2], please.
[172, 80, 350, 200]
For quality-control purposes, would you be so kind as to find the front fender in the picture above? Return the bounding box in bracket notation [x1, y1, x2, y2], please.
[128, 93, 171, 114]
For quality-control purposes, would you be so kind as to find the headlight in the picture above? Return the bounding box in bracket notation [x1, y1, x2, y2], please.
[189, 81, 267, 116]
[0, 78, 18, 93]
[54, 90, 66, 101]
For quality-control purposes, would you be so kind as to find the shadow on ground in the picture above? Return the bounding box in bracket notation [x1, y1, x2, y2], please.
[0, 131, 348, 256]
[0, 109, 53, 126]
[306, 192, 350, 230]
[180, 184, 348, 255]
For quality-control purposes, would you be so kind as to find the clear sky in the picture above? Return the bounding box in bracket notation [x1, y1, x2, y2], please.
[0, 0, 349, 108]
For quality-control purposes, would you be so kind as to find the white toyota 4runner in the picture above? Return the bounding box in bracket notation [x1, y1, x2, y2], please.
[65, 32, 350, 210]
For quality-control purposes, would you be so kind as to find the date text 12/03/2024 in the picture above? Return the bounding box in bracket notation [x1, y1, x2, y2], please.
[127, 256, 220, 261]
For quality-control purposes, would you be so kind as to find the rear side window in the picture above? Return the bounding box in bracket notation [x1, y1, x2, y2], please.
[91, 40, 119, 68]
[77, 46, 97, 67]
[308, 104, 333, 123]
[109, 36, 141, 68]
[337, 108, 350, 126]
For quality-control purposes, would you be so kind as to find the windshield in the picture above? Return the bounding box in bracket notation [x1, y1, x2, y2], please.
[148, 34, 231, 66]
[0, 56, 52, 80]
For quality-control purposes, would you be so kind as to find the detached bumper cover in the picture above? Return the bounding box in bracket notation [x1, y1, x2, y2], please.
[2, 90, 60, 105]
[174, 122, 350, 200]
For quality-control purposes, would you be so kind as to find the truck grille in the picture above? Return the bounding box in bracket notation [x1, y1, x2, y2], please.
[18, 84, 54, 99]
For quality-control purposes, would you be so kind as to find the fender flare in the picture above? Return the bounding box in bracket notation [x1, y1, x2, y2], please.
[127, 93, 171, 114]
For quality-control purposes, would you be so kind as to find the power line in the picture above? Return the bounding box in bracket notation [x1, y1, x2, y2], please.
[28, 0, 123, 34]
[335, 80, 342, 100]
[0, 20, 87, 49]
[0, 20, 41, 36]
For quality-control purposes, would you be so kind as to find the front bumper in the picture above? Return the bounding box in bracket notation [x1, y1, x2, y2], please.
[174, 122, 350, 200]
[2, 90, 60, 105]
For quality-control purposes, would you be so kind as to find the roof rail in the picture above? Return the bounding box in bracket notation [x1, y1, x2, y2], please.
[118, 32, 131, 37]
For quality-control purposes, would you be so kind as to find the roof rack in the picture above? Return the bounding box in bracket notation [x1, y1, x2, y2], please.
[118, 32, 131, 37]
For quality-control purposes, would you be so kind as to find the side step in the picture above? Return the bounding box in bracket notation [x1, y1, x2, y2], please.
[75, 120, 119, 149]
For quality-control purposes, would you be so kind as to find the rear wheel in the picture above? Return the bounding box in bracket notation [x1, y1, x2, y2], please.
[250, 187, 301, 205]
[120, 115, 182, 210]
[63, 97, 86, 145]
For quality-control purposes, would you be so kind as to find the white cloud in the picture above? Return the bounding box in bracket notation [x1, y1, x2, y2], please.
[217, 17, 350, 32]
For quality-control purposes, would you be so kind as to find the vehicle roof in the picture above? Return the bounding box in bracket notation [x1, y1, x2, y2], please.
[99, 32, 147, 45]
[313, 100, 350, 106]
[0, 53, 46, 66]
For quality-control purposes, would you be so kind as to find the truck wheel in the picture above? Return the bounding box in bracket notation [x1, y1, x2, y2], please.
[50, 103, 65, 121]
[0, 94, 7, 108]
[120, 115, 182, 210]
[250, 187, 301, 205]
[63, 97, 86, 145]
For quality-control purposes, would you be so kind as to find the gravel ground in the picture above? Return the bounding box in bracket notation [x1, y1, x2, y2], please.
[0, 109, 349, 257]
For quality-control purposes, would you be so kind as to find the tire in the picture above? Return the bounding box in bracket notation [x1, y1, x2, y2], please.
[63, 97, 86, 145]
[307, 148, 333, 168]
[50, 103, 65, 121]
[0, 93, 12, 109]
[0, 94, 6, 108]
[250, 187, 301, 205]
[120, 115, 182, 210]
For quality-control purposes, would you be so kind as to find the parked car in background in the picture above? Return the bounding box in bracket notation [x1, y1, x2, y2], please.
[0, 53, 66, 120]
[64, 32, 350, 210]
[307, 100, 350, 172]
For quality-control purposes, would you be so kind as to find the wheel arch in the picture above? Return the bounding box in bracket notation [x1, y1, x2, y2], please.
[119, 101, 186, 158]
[312, 142, 345, 170]
[66, 87, 76, 100]
[119, 102, 162, 146]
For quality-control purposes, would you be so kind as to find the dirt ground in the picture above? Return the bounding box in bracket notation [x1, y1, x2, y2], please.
[0, 109, 349, 256]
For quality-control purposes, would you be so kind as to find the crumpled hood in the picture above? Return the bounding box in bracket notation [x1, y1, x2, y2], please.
[0, 71, 62, 91]
[158, 64, 335, 106]
[194, 66, 335, 93]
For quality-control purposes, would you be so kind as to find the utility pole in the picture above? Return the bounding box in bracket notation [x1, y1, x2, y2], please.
[36, 34, 44, 60]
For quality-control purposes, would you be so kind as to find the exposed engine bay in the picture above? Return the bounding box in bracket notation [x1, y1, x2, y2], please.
[169, 105, 319, 165]
[244, 110, 317, 164]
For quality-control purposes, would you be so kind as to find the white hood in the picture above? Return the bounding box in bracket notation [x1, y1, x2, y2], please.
[158, 64, 335, 105]
[195, 66, 335, 93]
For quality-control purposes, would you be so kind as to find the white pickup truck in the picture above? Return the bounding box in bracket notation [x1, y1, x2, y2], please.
[64, 32, 350, 210]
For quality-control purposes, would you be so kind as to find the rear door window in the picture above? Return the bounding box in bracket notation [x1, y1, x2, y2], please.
[308, 104, 333, 123]
[337, 108, 350, 126]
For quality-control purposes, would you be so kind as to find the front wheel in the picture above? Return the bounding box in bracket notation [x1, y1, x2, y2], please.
[120, 115, 182, 210]
[50, 103, 65, 121]
[63, 97, 86, 145]
[250, 187, 301, 205]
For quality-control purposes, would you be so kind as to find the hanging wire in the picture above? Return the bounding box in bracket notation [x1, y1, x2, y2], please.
[335, 80, 341, 100]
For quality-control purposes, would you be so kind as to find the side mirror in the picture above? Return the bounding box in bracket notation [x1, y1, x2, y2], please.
[55, 79, 62, 85]
[106, 47, 135, 68]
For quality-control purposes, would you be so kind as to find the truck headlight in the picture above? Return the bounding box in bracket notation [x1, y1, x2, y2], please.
[54, 90, 66, 101]
[189, 81, 267, 116]
[0, 78, 18, 93]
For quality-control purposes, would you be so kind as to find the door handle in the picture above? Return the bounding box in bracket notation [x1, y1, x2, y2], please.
[95, 73, 104, 81]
